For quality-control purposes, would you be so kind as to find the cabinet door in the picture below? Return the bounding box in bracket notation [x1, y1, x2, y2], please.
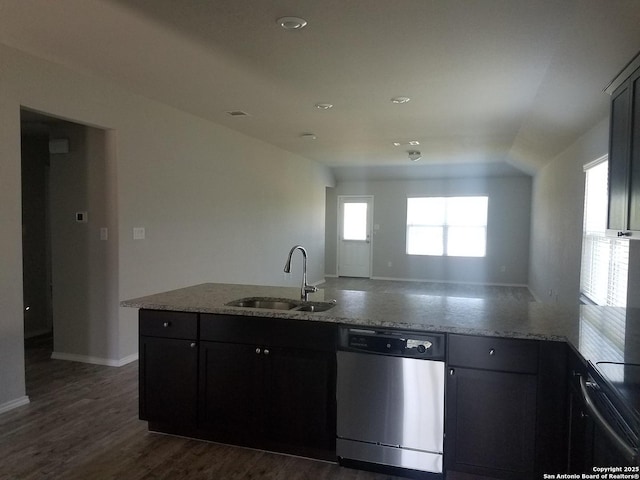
[446, 367, 537, 479]
[199, 341, 264, 443]
[139, 336, 198, 425]
[608, 81, 632, 232]
[629, 71, 640, 231]
[265, 346, 336, 452]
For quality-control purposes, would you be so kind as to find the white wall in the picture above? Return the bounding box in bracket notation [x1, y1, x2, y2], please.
[0, 44, 333, 410]
[326, 176, 532, 285]
[528, 117, 610, 304]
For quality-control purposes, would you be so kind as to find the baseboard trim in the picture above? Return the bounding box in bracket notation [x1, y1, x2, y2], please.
[370, 276, 529, 288]
[51, 351, 139, 367]
[24, 328, 53, 339]
[0, 395, 30, 415]
[529, 288, 544, 303]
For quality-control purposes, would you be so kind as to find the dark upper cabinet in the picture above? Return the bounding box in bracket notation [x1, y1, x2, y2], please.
[607, 62, 640, 238]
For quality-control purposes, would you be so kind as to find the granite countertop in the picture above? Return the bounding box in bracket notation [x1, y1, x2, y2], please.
[121, 282, 640, 367]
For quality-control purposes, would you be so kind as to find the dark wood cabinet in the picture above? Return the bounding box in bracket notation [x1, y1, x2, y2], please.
[198, 341, 262, 440]
[266, 345, 336, 451]
[139, 310, 198, 426]
[446, 366, 537, 477]
[607, 62, 640, 237]
[446, 334, 538, 479]
[446, 334, 568, 479]
[138, 311, 337, 460]
[198, 314, 337, 459]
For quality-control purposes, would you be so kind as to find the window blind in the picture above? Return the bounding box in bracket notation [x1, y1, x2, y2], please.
[580, 158, 629, 307]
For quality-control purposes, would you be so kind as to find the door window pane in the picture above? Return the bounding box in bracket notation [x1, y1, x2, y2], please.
[343, 203, 368, 241]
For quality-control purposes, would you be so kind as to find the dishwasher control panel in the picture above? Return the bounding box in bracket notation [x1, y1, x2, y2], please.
[339, 327, 445, 360]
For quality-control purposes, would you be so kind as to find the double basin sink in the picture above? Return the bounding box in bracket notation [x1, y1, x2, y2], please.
[226, 297, 336, 313]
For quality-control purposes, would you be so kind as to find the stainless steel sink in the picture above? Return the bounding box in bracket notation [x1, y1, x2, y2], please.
[226, 297, 336, 312]
[226, 298, 298, 310]
[294, 302, 335, 312]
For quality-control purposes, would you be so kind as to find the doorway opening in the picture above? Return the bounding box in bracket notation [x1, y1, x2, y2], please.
[20, 108, 118, 396]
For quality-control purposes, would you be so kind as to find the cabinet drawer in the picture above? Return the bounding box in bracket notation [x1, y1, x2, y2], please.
[139, 309, 197, 339]
[201, 314, 337, 352]
[448, 334, 538, 374]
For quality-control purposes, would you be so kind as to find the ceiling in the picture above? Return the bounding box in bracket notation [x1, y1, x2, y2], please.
[3, 0, 640, 179]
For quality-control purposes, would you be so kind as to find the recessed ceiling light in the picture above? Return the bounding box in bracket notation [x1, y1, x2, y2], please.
[392, 142, 402, 147]
[277, 16, 308, 30]
[315, 103, 333, 110]
[391, 96, 411, 104]
[409, 140, 420, 146]
[226, 110, 250, 117]
[301, 133, 317, 140]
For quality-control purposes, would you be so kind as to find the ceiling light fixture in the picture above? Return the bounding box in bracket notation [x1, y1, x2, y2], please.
[392, 142, 402, 147]
[226, 110, 250, 117]
[315, 103, 333, 110]
[408, 150, 422, 162]
[391, 96, 411, 104]
[301, 133, 317, 140]
[409, 140, 420, 146]
[277, 16, 308, 30]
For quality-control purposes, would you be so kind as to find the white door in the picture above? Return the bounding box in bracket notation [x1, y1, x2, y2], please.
[338, 196, 373, 277]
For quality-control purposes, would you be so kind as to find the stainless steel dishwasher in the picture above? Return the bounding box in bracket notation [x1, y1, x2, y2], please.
[337, 327, 445, 477]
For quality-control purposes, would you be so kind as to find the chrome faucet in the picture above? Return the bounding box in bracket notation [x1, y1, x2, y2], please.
[284, 245, 318, 301]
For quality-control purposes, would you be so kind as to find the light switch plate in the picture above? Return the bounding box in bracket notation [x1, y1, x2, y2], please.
[133, 227, 145, 240]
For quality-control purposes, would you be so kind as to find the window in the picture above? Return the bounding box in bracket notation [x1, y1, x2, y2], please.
[580, 157, 629, 306]
[406, 196, 488, 257]
[343, 202, 368, 241]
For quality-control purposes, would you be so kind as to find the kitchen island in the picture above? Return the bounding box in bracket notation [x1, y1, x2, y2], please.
[122, 282, 640, 477]
[121, 282, 640, 365]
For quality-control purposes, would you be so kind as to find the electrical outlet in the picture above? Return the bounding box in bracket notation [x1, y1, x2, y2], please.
[100, 227, 108, 241]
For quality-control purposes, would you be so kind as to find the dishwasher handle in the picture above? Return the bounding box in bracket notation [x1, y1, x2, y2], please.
[579, 374, 638, 465]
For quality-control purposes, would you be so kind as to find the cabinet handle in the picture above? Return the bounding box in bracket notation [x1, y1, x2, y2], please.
[449, 368, 455, 376]
[255, 347, 261, 354]
[190, 342, 196, 348]
[163, 321, 171, 328]
[263, 349, 270, 356]
[489, 348, 495, 356]
[617, 231, 631, 237]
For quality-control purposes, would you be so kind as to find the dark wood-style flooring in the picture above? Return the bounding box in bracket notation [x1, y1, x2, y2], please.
[2, 335, 410, 480]
[3, 278, 508, 479]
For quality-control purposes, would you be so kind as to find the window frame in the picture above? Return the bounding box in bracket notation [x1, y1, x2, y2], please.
[580, 156, 629, 307]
